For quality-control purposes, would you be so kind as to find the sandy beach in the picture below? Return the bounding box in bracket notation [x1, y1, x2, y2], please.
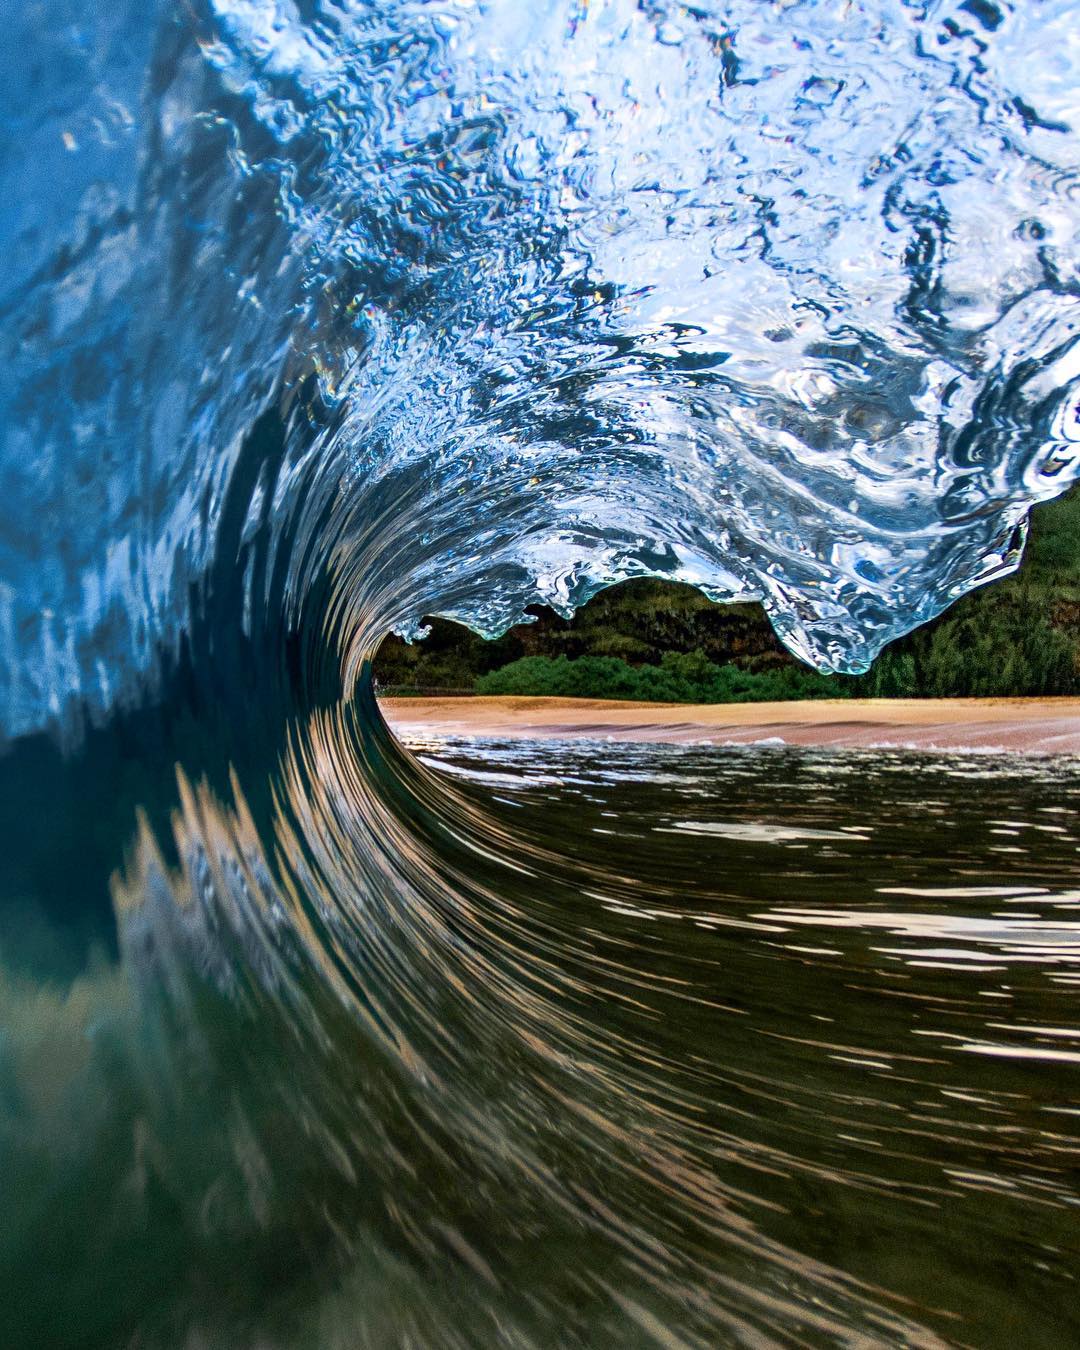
[381, 695, 1080, 754]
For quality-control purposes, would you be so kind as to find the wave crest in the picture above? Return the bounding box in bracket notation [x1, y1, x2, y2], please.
[2, 0, 1079, 735]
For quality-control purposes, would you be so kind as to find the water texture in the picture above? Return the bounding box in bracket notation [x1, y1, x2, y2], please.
[2, 1, 1080, 1346]
[3, 0, 1080, 734]
[4, 724, 1080, 1346]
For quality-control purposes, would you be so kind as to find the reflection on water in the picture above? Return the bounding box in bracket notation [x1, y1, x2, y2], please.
[2, 710, 1077, 1347]
[6, 1, 1080, 1342]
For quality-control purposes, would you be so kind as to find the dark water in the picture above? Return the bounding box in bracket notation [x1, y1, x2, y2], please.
[3, 704, 1077, 1347]
[5, 2, 1080, 1344]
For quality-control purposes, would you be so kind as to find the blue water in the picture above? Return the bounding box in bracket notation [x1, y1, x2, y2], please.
[3, 0, 1080, 736]
[2, 3, 1080, 1345]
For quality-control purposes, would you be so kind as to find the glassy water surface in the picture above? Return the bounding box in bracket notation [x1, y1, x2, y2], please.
[3, 716, 1077, 1348]
[5, 0, 1080, 1344]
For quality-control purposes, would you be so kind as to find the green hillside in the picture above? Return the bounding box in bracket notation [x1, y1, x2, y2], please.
[374, 486, 1080, 701]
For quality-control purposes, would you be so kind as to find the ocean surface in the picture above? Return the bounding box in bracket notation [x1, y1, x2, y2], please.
[3, 1, 1080, 1344]
[4, 721, 1080, 1346]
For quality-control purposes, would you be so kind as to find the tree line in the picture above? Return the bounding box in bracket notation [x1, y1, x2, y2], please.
[374, 487, 1080, 701]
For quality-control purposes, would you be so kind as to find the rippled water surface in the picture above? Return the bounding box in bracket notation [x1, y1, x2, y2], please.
[3, 713, 1079, 1347]
[4, 1, 1080, 1345]
[5, 0, 1080, 736]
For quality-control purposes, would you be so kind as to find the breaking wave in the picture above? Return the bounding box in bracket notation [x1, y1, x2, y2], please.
[3, 0, 1080, 737]
[3, 3, 1080, 1346]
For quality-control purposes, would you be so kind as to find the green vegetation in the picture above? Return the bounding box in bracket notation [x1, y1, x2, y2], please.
[375, 486, 1080, 701]
[476, 652, 852, 702]
[855, 487, 1080, 698]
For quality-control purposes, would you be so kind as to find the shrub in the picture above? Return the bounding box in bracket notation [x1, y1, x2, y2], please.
[475, 651, 855, 702]
[855, 595, 1078, 699]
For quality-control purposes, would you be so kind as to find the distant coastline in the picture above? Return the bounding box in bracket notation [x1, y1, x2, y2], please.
[375, 486, 1080, 703]
[381, 695, 1080, 755]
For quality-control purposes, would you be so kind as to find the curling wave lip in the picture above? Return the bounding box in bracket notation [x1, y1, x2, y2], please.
[2, 5, 1080, 1346]
[2, 0, 1080, 738]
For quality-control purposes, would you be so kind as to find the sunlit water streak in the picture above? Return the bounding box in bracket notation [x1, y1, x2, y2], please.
[3, 711, 1080, 1346]
[3, 1, 1080, 1345]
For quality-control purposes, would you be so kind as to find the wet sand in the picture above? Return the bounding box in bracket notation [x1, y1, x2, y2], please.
[381, 695, 1080, 754]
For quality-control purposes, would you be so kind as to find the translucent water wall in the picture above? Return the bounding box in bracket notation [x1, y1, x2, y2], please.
[2, 0, 1078, 735]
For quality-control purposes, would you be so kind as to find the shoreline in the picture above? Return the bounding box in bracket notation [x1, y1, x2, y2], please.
[380, 695, 1080, 755]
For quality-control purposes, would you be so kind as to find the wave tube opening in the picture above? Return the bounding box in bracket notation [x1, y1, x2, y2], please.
[2, 3, 1080, 1348]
